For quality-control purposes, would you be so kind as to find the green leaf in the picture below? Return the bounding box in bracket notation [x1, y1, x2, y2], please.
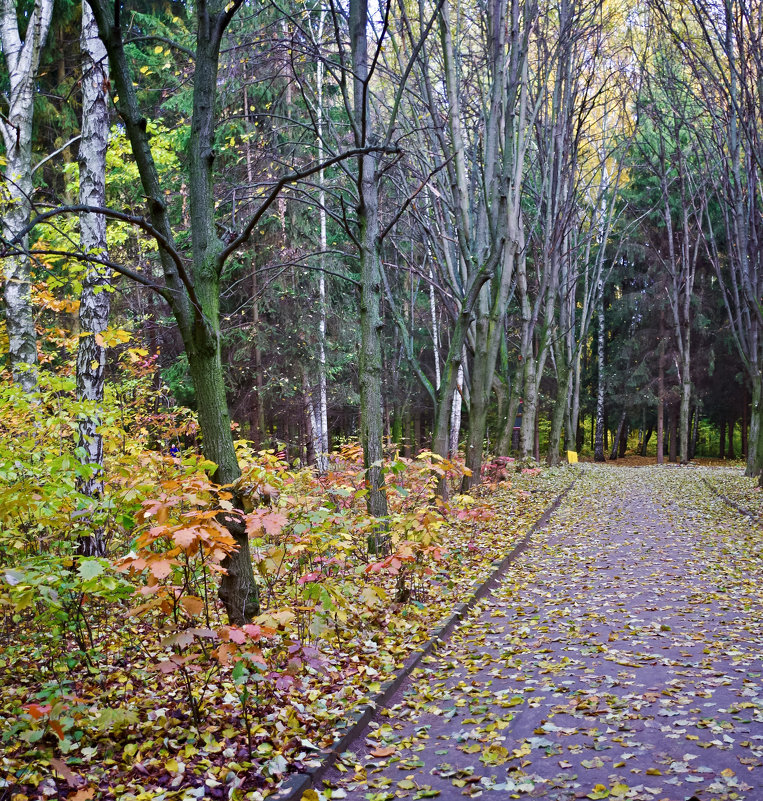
[78, 558, 105, 581]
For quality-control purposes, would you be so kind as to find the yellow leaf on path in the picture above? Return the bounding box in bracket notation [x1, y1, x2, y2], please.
[300, 791, 320, 801]
[646, 768, 661, 775]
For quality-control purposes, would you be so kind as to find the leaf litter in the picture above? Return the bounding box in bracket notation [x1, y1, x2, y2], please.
[321, 466, 762, 801]
[0, 457, 571, 800]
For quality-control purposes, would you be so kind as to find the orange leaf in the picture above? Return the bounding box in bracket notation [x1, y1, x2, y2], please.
[180, 595, 205, 616]
[370, 746, 396, 757]
[25, 703, 51, 720]
[215, 642, 236, 665]
[68, 789, 95, 801]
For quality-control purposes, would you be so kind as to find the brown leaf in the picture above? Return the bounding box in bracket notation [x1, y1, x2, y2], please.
[68, 790, 95, 801]
[180, 595, 205, 616]
[50, 758, 80, 788]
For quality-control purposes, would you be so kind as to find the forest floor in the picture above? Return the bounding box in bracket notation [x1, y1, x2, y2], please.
[319, 466, 763, 801]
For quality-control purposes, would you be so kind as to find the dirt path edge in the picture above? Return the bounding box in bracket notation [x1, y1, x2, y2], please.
[271, 478, 578, 801]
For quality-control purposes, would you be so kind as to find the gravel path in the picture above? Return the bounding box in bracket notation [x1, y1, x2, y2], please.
[323, 467, 763, 801]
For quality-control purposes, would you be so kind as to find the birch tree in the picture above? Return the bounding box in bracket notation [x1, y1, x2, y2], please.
[0, 0, 53, 391]
[75, 2, 111, 556]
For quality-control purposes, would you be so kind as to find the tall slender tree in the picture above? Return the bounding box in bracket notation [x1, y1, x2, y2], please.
[75, 1, 111, 556]
[0, 0, 53, 391]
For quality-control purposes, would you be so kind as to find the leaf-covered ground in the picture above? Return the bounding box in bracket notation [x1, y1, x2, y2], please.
[322, 466, 763, 801]
[696, 467, 762, 522]
[0, 464, 573, 801]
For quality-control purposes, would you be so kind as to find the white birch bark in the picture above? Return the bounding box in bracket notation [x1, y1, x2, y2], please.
[0, 0, 53, 392]
[429, 265, 441, 393]
[75, 2, 110, 555]
[448, 358, 463, 457]
[315, 8, 329, 472]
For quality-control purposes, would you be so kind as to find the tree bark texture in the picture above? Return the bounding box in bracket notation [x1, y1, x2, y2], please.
[75, 2, 110, 556]
[350, 0, 388, 517]
[594, 280, 606, 461]
[0, 0, 53, 391]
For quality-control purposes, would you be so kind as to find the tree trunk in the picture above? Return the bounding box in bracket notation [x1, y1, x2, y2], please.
[0, 0, 54, 391]
[618, 422, 628, 458]
[350, 0, 388, 518]
[689, 405, 699, 460]
[640, 426, 653, 457]
[741, 389, 748, 457]
[315, 12, 330, 473]
[669, 410, 678, 463]
[656, 320, 665, 465]
[547, 363, 571, 466]
[75, 2, 110, 557]
[609, 409, 626, 461]
[750, 374, 763, 484]
[251, 263, 265, 447]
[303, 370, 321, 467]
[449, 362, 463, 457]
[594, 280, 605, 461]
[679, 352, 691, 464]
[520, 356, 538, 459]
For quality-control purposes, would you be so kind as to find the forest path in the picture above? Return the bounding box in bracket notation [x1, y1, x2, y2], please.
[324, 467, 763, 801]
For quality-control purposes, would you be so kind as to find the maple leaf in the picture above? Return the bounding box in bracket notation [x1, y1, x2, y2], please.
[147, 558, 174, 579]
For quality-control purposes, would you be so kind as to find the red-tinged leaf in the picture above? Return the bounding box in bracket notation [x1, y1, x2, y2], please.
[229, 628, 246, 644]
[148, 558, 174, 579]
[116, 556, 146, 573]
[247, 647, 267, 668]
[242, 623, 277, 639]
[158, 659, 181, 674]
[25, 703, 51, 720]
[173, 528, 198, 549]
[161, 630, 195, 648]
[49, 719, 65, 740]
[245, 510, 267, 535]
[219, 626, 247, 644]
[298, 571, 321, 584]
[131, 599, 160, 616]
[263, 512, 288, 535]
